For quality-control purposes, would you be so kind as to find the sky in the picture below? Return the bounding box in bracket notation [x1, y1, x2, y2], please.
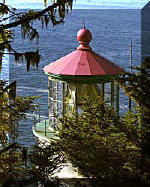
[4, 0, 149, 9]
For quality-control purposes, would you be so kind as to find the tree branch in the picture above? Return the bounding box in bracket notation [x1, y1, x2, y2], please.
[1, 2, 65, 29]
[0, 142, 22, 154]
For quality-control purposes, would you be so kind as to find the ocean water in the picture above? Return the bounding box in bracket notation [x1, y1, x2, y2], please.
[9, 9, 141, 146]
[8, 1, 148, 9]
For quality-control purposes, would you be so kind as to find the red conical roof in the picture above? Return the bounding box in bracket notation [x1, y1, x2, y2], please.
[44, 28, 124, 77]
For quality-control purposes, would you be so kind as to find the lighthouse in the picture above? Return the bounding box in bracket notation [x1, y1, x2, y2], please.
[33, 27, 124, 141]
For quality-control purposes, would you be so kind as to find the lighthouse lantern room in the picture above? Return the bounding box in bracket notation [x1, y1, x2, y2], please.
[43, 27, 124, 131]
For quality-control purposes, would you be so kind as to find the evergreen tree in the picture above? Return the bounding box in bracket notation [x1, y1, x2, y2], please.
[57, 97, 142, 186]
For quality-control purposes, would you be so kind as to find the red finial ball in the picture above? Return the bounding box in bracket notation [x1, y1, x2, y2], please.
[77, 28, 92, 45]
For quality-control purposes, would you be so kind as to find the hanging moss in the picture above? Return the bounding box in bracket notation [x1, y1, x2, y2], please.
[13, 49, 40, 71]
[24, 49, 41, 71]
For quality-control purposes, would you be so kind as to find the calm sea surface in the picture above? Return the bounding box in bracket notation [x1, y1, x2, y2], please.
[8, 9, 141, 146]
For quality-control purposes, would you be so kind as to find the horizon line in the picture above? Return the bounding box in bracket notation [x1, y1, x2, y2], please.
[7, 2, 147, 9]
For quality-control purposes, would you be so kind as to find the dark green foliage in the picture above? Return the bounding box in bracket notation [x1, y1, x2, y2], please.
[0, 3, 9, 15]
[115, 65, 150, 112]
[57, 97, 142, 185]
[0, 80, 38, 146]
[29, 141, 66, 187]
[115, 63, 150, 183]
[114, 62, 150, 164]
[0, 80, 39, 186]
[0, 80, 39, 126]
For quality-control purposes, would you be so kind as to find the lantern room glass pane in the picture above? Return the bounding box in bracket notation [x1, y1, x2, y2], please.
[48, 78, 120, 131]
[65, 83, 76, 116]
[48, 79, 64, 130]
[76, 84, 102, 105]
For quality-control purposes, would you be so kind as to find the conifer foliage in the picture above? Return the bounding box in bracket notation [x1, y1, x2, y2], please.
[57, 97, 142, 186]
